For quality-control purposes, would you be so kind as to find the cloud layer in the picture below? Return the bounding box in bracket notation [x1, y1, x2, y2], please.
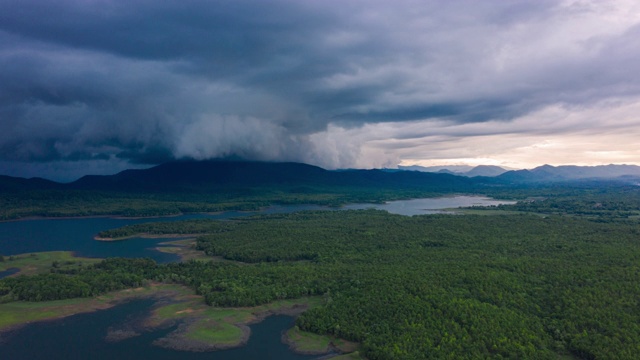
[1, 0, 640, 180]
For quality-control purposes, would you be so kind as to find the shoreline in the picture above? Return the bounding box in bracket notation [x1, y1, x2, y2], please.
[0, 213, 185, 224]
[94, 233, 202, 241]
[1, 194, 510, 224]
[0, 205, 267, 224]
[148, 303, 311, 352]
[153, 239, 218, 262]
[0, 284, 182, 335]
[0, 251, 102, 278]
[0, 284, 349, 357]
[151, 320, 252, 352]
[146, 298, 318, 352]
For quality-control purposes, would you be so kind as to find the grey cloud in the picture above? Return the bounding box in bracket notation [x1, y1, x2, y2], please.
[1, 0, 639, 177]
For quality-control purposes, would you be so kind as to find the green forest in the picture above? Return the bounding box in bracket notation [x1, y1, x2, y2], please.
[3, 205, 640, 359]
[489, 185, 640, 220]
[0, 187, 448, 220]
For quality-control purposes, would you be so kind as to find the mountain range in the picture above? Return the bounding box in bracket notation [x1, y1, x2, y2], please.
[0, 160, 477, 193]
[1, 161, 639, 193]
[399, 163, 640, 182]
[398, 165, 510, 177]
[497, 164, 640, 183]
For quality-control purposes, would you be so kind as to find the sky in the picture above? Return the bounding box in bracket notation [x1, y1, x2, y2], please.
[1, 0, 640, 181]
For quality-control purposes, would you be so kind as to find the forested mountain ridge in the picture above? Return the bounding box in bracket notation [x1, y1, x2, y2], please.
[498, 164, 640, 183]
[0, 160, 484, 220]
[398, 164, 509, 177]
[2, 160, 481, 192]
[398, 163, 640, 182]
[2, 160, 639, 221]
[4, 161, 640, 194]
[0, 175, 63, 191]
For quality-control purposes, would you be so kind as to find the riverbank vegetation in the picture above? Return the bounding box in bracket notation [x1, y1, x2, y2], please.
[0, 251, 101, 277]
[478, 184, 640, 221]
[2, 209, 640, 359]
[96, 219, 237, 240]
[0, 187, 452, 221]
[0, 281, 347, 356]
[154, 239, 215, 262]
[0, 284, 179, 331]
[148, 295, 327, 352]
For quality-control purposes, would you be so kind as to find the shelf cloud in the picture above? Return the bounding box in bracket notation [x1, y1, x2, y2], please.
[1, 0, 640, 180]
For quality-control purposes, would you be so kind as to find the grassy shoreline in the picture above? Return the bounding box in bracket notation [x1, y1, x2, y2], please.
[0, 213, 189, 223]
[147, 294, 326, 351]
[153, 239, 220, 262]
[0, 252, 360, 357]
[0, 284, 181, 333]
[283, 325, 360, 356]
[93, 233, 201, 241]
[0, 251, 101, 277]
[0, 281, 361, 357]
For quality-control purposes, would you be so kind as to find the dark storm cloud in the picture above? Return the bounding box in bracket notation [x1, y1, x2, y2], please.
[1, 0, 639, 177]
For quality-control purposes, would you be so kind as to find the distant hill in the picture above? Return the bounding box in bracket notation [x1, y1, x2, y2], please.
[398, 165, 475, 173]
[69, 161, 333, 191]
[398, 165, 509, 177]
[464, 165, 510, 177]
[0, 175, 63, 192]
[4, 161, 638, 194]
[498, 164, 640, 183]
[0, 160, 478, 193]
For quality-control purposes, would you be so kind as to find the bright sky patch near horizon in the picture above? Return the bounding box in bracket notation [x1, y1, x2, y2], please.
[1, 0, 639, 181]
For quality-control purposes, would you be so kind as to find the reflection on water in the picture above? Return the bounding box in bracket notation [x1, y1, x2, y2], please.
[343, 196, 516, 216]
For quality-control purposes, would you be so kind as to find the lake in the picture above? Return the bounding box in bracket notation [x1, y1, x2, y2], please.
[0, 298, 320, 360]
[344, 195, 515, 216]
[0, 196, 513, 261]
[0, 209, 320, 262]
[0, 196, 514, 359]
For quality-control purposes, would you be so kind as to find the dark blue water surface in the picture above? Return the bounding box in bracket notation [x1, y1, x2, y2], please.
[0, 206, 327, 262]
[0, 267, 19, 279]
[0, 299, 321, 360]
[0, 197, 513, 262]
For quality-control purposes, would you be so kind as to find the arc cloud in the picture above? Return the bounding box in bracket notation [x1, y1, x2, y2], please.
[1, 0, 640, 181]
